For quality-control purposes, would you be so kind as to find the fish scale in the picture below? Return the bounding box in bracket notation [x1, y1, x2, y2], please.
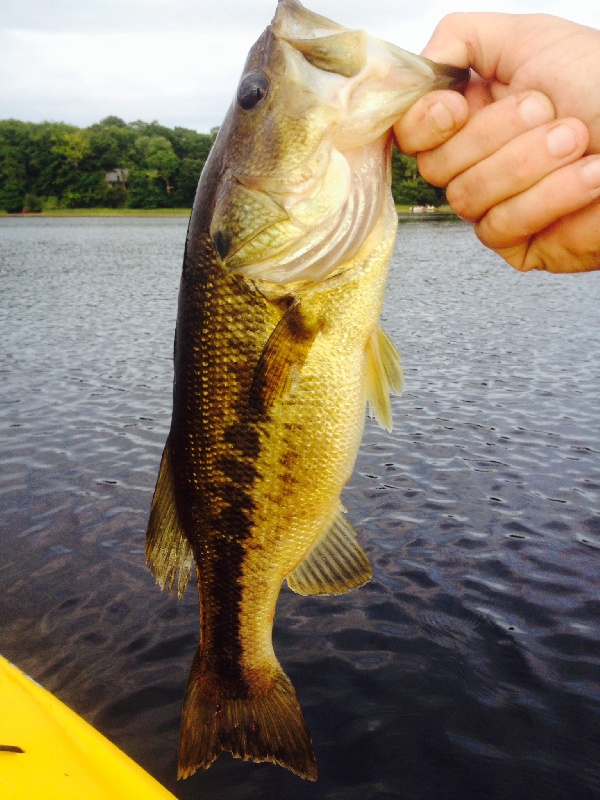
[145, 0, 468, 781]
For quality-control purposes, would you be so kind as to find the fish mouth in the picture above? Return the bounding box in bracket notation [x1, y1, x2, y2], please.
[274, 0, 470, 97]
[209, 175, 302, 267]
[209, 0, 470, 285]
[428, 59, 470, 93]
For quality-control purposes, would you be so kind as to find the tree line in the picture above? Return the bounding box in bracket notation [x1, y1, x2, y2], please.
[0, 116, 445, 213]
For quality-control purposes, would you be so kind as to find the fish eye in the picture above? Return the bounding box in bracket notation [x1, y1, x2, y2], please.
[237, 72, 269, 111]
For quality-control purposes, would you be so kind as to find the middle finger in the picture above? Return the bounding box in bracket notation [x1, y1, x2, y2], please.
[417, 90, 555, 186]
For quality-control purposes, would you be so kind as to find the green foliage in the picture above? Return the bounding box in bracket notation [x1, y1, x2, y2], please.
[0, 179, 25, 213]
[51, 129, 91, 167]
[126, 167, 166, 209]
[97, 116, 127, 128]
[173, 157, 204, 206]
[87, 124, 137, 171]
[0, 117, 215, 212]
[131, 135, 179, 203]
[0, 118, 444, 212]
[22, 193, 43, 213]
[391, 145, 446, 207]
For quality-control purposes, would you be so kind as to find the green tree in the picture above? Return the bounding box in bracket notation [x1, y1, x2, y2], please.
[30, 123, 73, 200]
[0, 116, 449, 212]
[391, 146, 446, 206]
[0, 150, 25, 211]
[51, 129, 91, 167]
[45, 126, 90, 203]
[168, 127, 214, 206]
[0, 179, 25, 213]
[97, 116, 127, 128]
[0, 120, 32, 211]
[173, 157, 204, 206]
[127, 135, 180, 207]
[146, 138, 179, 195]
[87, 123, 136, 172]
[22, 192, 43, 213]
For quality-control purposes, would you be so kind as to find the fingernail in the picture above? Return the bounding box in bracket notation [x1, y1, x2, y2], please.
[430, 100, 454, 133]
[546, 124, 579, 158]
[518, 93, 553, 127]
[580, 158, 600, 189]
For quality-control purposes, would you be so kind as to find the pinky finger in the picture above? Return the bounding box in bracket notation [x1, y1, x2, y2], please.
[475, 155, 600, 251]
[494, 199, 600, 273]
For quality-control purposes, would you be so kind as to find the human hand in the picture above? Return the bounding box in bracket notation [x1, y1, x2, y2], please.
[394, 13, 600, 273]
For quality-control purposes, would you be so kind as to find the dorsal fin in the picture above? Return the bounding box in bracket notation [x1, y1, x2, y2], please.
[145, 436, 194, 599]
[250, 298, 322, 414]
[287, 506, 372, 595]
[364, 325, 403, 432]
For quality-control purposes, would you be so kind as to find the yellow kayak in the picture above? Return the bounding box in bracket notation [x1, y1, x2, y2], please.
[0, 656, 177, 800]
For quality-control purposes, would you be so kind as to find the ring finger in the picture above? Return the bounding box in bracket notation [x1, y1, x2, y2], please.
[447, 117, 590, 221]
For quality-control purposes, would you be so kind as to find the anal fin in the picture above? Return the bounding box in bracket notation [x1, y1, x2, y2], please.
[287, 506, 372, 596]
[146, 435, 194, 599]
[365, 325, 403, 432]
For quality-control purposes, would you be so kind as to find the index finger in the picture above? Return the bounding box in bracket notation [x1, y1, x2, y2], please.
[393, 89, 469, 156]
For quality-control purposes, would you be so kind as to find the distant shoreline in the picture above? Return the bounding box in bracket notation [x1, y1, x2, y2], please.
[0, 208, 192, 218]
[1, 206, 461, 220]
[397, 204, 461, 219]
[398, 211, 463, 221]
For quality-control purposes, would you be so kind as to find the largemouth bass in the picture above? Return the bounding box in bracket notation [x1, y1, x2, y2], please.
[146, 0, 468, 781]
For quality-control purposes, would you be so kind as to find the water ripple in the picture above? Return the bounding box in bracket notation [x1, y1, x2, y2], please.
[0, 217, 598, 799]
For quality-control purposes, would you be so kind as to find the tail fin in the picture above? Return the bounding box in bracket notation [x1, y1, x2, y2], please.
[178, 649, 317, 781]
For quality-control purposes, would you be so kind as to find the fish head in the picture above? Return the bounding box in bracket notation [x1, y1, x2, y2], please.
[207, 0, 468, 285]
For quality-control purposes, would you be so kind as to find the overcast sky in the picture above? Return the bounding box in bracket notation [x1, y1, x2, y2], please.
[1, 0, 598, 133]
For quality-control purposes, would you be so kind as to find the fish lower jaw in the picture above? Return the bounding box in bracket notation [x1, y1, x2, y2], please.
[225, 195, 382, 285]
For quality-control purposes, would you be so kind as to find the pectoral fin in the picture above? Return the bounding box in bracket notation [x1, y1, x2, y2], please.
[287, 506, 372, 595]
[250, 299, 322, 414]
[365, 326, 403, 432]
[146, 436, 194, 599]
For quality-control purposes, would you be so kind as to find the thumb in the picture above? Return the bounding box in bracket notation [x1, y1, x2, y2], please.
[421, 12, 524, 80]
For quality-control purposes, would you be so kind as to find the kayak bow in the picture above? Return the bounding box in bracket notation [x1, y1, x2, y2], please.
[0, 656, 176, 800]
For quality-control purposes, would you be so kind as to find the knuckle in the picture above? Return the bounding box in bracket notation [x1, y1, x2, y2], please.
[475, 207, 523, 251]
[509, 248, 543, 272]
[446, 176, 478, 220]
[416, 152, 446, 187]
[507, 147, 537, 182]
[434, 12, 464, 35]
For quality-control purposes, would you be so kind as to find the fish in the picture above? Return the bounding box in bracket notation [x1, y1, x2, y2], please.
[145, 0, 468, 782]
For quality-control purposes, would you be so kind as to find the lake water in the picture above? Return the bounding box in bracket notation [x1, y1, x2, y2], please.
[1, 216, 599, 800]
